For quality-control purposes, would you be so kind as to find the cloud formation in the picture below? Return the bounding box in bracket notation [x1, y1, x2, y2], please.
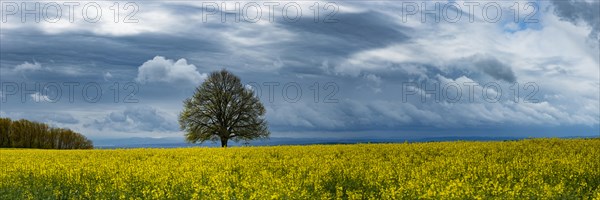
[0, 1, 597, 139]
[551, 0, 600, 39]
[30, 92, 52, 103]
[136, 56, 207, 85]
[85, 106, 178, 133]
[472, 55, 517, 82]
[13, 61, 42, 72]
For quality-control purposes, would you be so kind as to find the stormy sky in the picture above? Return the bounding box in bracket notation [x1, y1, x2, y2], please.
[0, 0, 598, 140]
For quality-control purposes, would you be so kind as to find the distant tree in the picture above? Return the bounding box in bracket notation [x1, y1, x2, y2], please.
[0, 118, 11, 147]
[9, 120, 27, 148]
[0, 117, 93, 149]
[179, 69, 269, 147]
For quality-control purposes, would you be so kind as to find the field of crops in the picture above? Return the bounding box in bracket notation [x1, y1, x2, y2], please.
[1, 138, 599, 199]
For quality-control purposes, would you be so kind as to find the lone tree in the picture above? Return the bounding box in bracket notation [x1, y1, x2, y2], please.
[179, 69, 269, 147]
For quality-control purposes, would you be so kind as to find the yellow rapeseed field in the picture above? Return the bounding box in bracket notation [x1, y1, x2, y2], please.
[1, 138, 599, 199]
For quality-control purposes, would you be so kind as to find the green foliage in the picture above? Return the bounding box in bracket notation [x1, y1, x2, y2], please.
[179, 69, 269, 147]
[0, 118, 92, 149]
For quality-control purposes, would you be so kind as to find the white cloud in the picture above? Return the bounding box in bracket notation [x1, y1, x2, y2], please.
[103, 72, 113, 81]
[14, 61, 42, 72]
[136, 56, 207, 85]
[335, 1, 597, 80]
[504, 22, 520, 32]
[364, 74, 382, 85]
[0, 2, 189, 37]
[328, 2, 598, 128]
[84, 106, 178, 133]
[1, 1, 328, 37]
[360, 74, 383, 93]
[30, 92, 51, 103]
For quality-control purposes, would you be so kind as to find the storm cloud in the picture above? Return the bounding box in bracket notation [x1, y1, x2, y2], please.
[551, 0, 600, 39]
[0, 1, 598, 139]
[472, 55, 517, 82]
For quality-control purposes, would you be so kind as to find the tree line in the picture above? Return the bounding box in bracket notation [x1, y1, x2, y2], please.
[0, 118, 93, 149]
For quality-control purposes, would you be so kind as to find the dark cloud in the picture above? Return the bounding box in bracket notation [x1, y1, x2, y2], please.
[0, 1, 597, 140]
[0, 29, 224, 81]
[472, 56, 517, 82]
[275, 11, 411, 75]
[279, 11, 409, 49]
[551, 0, 600, 39]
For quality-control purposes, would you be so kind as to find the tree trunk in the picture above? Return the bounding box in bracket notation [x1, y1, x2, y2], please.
[221, 138, 228, 147]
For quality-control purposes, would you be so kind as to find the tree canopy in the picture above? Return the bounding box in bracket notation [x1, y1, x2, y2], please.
[179, 69, 269, 147]
[0, 118, 93, 149]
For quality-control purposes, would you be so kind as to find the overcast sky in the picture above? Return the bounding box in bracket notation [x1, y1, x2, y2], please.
[0, 0, 598, 140]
